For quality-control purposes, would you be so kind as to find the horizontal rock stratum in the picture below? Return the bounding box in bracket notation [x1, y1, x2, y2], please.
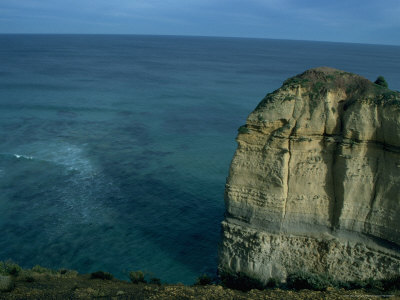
[219, 67, 400, 282]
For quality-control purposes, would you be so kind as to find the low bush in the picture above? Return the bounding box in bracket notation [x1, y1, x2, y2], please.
[339, 275, 400, 292]
[31, 265, 53, 274]
[195, 274, 213, 286]
[0, 275, 15, 292]
[7, 266, 20, 276]
[129, 270, 146, 284]
[90, 271, 113, 280]
[365, 278, 385, 291]
[257, 114, 266, 123]
[382, 275, 400, 291]
[286, 271, 332, 291]
[238, 125, 250, 134]
[24, 274, 35, 283]
[337, 279, 364, 290]
[0, 261, 22, 276]
[286, 272, 400, 292]
[59, 269, 78, 278]
[220, 271, 264, 292]
[266, 277, 280, 289]
[374, 76, 388, 88]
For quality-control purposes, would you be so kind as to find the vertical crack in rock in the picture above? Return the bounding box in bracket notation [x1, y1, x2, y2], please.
[281, 98, 298, 228]
[364, 105, 381, 233]
[281, 130, 292, 226]
[364, 156, 379, 233]
[330, 140, 341, 230]
[329, 105, 341, 230]
[322, 90, 340, 230]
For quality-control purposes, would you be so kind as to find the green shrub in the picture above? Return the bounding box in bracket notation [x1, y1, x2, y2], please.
[129, 271, 146, 284]
[0, 275, 14, 292]
[365, 278, 384, 291]
[333, 275, 400, 292]
[90, 271, 113, 280]
[341, 275, 400, 292]
[238, 125, 250, 134]
[7, 262, 21, 276]
[283, 77, 309, 87]
[220, 271, 264, 292]
[286, 271, 332, 291]
[149, 277, 161, 285]
[0, 261, 22, 276]
[286, 272, 400, 292]
[338, 278, 377, 290]
[313, 81, 325, 92]
[31, 265, 52, 274]
[374, 76, 388, 88]
[337, 279, 363, 290]
[284, 95, 295, 101]
[266, 277, 280, 288]
[195, 274, 213, 286]
[381, 275, 400, 291]
[257, 114, 266, 123]
[24, 274, 35, 282]
[58, 269, 78, 278]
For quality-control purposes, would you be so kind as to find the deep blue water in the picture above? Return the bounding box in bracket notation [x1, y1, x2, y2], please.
[0, 34, 399, 284]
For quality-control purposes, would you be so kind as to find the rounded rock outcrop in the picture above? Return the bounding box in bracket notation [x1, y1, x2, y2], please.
[219, 67, 400, 283]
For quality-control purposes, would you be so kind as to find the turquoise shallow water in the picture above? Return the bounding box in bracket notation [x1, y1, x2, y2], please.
[0, 35, 399, 283]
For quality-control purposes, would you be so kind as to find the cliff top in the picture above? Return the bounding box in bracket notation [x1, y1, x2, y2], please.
[256, 67, 400, 111]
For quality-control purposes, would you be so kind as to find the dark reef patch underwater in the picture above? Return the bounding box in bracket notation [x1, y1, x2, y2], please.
[0, 34, 400, 284]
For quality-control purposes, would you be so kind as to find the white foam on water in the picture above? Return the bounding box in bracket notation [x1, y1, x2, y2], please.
[13, 141, 102, 205]
[7, 141, 122, 240]
[14, 154, 33, 160]
[14, 141, 97, 177]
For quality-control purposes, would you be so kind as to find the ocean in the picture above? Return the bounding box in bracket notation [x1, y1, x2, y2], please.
[0, 34, 399, 284]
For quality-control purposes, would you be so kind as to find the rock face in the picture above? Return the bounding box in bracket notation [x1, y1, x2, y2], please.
[219, 67, 400, 282]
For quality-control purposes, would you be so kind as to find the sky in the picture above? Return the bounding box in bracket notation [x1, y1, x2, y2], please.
[0, 0, 399, 45]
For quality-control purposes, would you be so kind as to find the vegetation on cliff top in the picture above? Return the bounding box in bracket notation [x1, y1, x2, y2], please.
[375, 75, 389, 88]
[256, 67, 399, 111]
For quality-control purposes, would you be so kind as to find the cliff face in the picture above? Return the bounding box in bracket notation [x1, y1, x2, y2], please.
[219, 67, 400, 282]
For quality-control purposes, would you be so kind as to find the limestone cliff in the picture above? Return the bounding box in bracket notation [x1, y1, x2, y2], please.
[219, 67, 400, 282]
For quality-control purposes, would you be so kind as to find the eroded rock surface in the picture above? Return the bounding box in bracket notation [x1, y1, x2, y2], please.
[219, 67, 400, 282]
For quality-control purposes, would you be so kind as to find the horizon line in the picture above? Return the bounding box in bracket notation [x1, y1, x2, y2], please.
[0, 32, 399, 47]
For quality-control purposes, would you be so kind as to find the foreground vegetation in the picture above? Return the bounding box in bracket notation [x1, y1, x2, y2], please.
[218, 270, 400, 294]
[0, 261, 399, 299]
